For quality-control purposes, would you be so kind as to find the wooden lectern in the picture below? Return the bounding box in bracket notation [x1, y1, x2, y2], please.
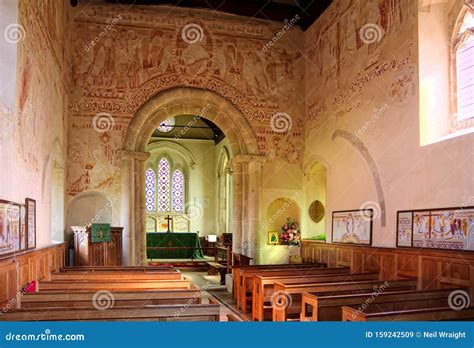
[72, 226, 123, 266]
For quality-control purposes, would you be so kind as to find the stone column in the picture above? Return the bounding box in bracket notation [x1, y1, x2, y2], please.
[120, 150, 150, 266]
[230, 154, 265, 264]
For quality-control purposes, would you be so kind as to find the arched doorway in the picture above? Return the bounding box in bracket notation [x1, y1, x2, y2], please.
[121, 87, 264, 265]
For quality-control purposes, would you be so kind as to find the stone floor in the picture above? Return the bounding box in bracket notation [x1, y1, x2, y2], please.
[181, 271, 247, 321]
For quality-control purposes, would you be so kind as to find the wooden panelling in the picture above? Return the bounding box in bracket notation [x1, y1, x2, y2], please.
[302, 241, 474, 300]
[0, 243, 67, 309]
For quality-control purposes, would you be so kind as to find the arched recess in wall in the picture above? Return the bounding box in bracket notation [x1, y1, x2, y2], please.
[50, 138, 65, 242]
[332, 129, 386, 227]
[145, 141, 195, 233]
[66, 190, 113, 241]
[261, 197, 301, 264]
[121, 86, 263, 265]
[216, 146, 232, 235]
[303, 158, 328, 241]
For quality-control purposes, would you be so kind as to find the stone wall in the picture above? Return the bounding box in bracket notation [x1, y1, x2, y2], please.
[303, 0, 473, 247]
[0, 0, 69, 247]
[67, 4, 306, 228]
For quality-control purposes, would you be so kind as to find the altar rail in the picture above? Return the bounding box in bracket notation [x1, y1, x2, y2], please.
[301, 240, 474, 300]
[0, 243, 67, 309]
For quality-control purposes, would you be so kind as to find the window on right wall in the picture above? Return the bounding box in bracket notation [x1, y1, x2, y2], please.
[450, 6, 474, 131]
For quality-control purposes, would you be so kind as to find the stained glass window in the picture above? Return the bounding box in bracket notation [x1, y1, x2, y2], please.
[157, 118, 175, 133]
[158, 158, 171, 212]
[172, 169, 185, 212]
[145, 168, 156, 212]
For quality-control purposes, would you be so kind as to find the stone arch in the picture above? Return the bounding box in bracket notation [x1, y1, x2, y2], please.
[121, 87, 263, 265]
[147, 140, 198, 170]
[124, 87, 259, 156]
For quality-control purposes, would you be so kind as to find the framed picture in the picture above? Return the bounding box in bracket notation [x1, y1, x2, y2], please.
[0, 200, 21, 256]
[25, 198, 36, 250]
[332, 209, 373, 245]
[396, 211, 413, 247]
[397, 206, 474, 251]
[268, 231, 280, 245]
[19, 204, 27, 251]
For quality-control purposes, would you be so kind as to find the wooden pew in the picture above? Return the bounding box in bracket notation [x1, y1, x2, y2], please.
[50, 272, 183, 281]
[60, 266, 173, 272]
[272, 278, 417, 321]
[19, 289, 205, 309]
[38, 279, 191, 292]
[232, 263, 330, 301]
[237, 266, 349, 314]
[342, 306, 474, 321]
[227, 313, 244, 321]
[253, 272, 379, 321]
[300, 288, 461, 321]
[0, 304, 221, 321]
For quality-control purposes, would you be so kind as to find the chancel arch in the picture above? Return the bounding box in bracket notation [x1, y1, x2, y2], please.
[121, 87, 263, 265]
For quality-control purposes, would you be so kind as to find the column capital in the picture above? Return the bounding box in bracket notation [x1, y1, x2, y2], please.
[121, 150, 150, 161]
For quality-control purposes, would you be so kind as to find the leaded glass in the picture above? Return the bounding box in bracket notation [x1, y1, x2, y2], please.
[157, 118, 175, 133]
[172, 169, 184, 212]
[158, 158, 171, 212]
[145, 169, 156, 212]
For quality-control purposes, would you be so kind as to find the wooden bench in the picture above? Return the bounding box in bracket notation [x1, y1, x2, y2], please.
[342, 306, 474, 321]
[237, 266, 349, 314]
[50, 272, 183, 281]
[60, 266, 174, 272]
[0, 304, 221, 321]
[252, 272, 379, 321]
[19, 289, 205, 309]
[272, 278, 417, 321]
[206, 262, 227, 285]
[300, 288, 461, 321]
[227, 313, 244, 321]
[232, 263, 330, 302]
[37, 279, 191, 292]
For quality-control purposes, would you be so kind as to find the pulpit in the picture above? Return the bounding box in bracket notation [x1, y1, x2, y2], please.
[72, 226, 123, 266]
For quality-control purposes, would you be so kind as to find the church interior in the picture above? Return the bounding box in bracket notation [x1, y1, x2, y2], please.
[0, 0, 473, 322]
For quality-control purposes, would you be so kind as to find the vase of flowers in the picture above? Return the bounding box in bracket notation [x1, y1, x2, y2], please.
[280, 218, 301, 246]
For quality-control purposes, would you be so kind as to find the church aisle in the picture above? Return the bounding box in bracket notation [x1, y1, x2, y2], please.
[181, 271, 244, 321]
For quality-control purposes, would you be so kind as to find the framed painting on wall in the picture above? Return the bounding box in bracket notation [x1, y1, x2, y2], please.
[0, 200, 21, 256]
[397, 206, 474, 251]
[331, 209, 373, 245]
[396, 211, 413, 247]
[19, 204, 27, 251]
[268, 231, 280, 245]
[25, 198, 36, 250]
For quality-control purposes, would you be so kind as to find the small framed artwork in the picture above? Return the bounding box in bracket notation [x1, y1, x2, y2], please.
[0, 200, 21, 256]
[397, 206, 474, 251]
[332, 209, 373, 245]
[396, 211, 413, 247]
[268, 231, 280, 245]
[19, 204, 27, 251]
[25, 198, 36, 250]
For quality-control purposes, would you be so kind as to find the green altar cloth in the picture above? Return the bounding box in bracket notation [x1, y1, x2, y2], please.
[146, 232, 204, 259]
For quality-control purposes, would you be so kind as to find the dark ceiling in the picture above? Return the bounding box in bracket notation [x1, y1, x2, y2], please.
[71, 0, 332, 31]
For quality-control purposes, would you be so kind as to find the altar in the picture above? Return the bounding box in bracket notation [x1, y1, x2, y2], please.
[146, 232, 204, 259]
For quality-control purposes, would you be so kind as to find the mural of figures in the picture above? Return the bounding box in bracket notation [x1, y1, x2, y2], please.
[67, 5, 306, 201]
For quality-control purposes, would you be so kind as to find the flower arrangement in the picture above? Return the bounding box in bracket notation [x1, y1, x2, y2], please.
[280, 218, 301, 246]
